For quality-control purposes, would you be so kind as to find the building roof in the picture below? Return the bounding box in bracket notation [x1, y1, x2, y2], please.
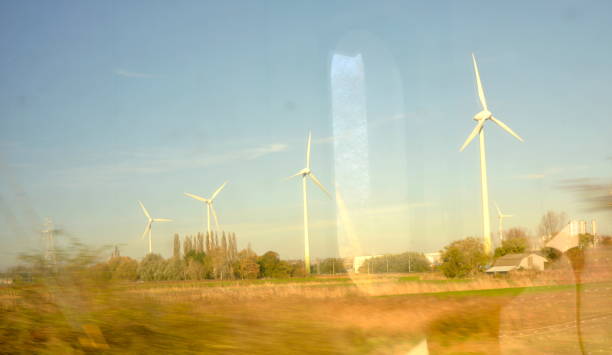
[546, 223, 579, 253]
[493, 253, 530, 267]
[485, 266, 517, 273]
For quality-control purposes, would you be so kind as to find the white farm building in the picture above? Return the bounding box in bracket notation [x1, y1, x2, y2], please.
[486, 253, 548, 274]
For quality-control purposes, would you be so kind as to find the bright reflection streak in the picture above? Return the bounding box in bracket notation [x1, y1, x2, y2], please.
[331, 53, 370, 261]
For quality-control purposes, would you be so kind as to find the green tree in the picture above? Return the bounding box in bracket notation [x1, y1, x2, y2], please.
[163, 257, 186, 280]
[361, 253, 430, 273]
[540, 247, 562, 261]
[439, 237, 489, 278]
[234, 249, 260, 279]
[578, 233, 595, 249]
[258, 251, 291, 278]
[319, 258, 347, 274]
[87, 262, 111, 282]
[108, 256, 138, 281]
[494, 232, 529, 258]
[138, 254, 165, 281]
[184, 250, 212, 279]
[185, 258, 206, 280]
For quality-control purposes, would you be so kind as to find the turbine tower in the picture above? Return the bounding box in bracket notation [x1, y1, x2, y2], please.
[460, 53, 523, 254]
[288, 132, 331, 275]
[495, 202, 513, 244]
[42, 218, 56, 265]
[184, 182, 227, 235]
[138, 201, 172, 254]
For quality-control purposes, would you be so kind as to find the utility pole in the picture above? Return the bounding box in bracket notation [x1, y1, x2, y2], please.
[42, 218, 57, 267]
[386, 255, 389, 273]
[408, 254, 412, 273]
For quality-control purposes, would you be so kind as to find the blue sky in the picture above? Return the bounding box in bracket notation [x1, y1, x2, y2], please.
[1, 1, 611, 267]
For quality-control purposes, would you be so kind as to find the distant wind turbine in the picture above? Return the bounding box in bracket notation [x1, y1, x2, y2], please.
[139, 201, 172, 254]
[184, 182, 228, 235]
[495, 202, 513, 244]
[460, 53, 523, 254]
[288, 132, 331, 275]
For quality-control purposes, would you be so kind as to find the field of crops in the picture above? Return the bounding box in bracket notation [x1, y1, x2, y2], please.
[2, 263, 612, 354]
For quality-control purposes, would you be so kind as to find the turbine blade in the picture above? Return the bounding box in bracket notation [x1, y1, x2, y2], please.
[460, 119, 485, 152]
[308, 173, 331, 198]
[472, 53, 488, 111]
[210, 181, 227, 201]
[211, 205, 220, 231]
[490, 116, 524, 142]
[141, 222, 151, 239]
[153, 218, 172, 222]
[138, 201, 151, 220]
[306, 131, 312, 169]
[184, 192, 209, 202]
[284, 171, 302, 181]
[494, 202, 502, 216]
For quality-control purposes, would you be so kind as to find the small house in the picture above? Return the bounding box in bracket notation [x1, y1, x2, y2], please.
[486, 253, 548, 274]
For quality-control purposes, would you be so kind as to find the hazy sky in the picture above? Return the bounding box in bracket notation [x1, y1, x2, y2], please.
[1, 1, 611, 267]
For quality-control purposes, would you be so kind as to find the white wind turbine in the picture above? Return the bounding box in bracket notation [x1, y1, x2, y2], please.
[288, 132, 331, 275]
[495, 202, 513, 244]
[460, 53, 523, 255]
[139, 201, 172, 254]
[184, 182, 227, 235]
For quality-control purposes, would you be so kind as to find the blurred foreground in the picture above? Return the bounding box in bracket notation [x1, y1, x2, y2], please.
[2, 245, 612, 354]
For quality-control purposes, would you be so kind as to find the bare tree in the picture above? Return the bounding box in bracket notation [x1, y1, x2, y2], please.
[183, 235, 193, 256]
[196, 233, 204, 253]
[173, 234, 181, 259]
[537, 211, 568, 240]
[505, 227, 528, 240]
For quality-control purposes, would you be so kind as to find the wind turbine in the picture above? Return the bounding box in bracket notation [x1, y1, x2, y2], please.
[495, 202, 513, 244]
[184, 182, 227, 235]
[139, 201, 172, 254]
[288, 132, 331, 275]
[460, 53, 523, 255]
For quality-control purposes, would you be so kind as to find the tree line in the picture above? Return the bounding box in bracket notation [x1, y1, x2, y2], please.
[438, 210, 609, 278]
[358, 252, 431, 274]
[85, 232, 351, 282]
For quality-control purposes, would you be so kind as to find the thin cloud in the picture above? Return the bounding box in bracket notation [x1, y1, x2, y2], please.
[244, 143, 288, 159]
[114, 69, 154, 79]
[514, 173, 545, 180]
[513, 167, 565, 180]
[51, 142, 288, 184]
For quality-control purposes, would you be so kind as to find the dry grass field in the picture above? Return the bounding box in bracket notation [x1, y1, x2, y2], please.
[2, 248, 611, 354]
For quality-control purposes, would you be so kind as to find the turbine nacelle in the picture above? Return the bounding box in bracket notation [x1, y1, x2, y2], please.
[473, 110, 492, 121]
[300, 168, 311, 176]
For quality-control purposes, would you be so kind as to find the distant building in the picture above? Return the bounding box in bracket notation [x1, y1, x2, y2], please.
[546, 223, 579, 253]
[341, 257, 354, 272]
[352, 255, 383, 273]
[544, 219, 599, 251]
[424, 252, 441, 266]
[486, 252, 548, 274]
[579, 220, 587, 234]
